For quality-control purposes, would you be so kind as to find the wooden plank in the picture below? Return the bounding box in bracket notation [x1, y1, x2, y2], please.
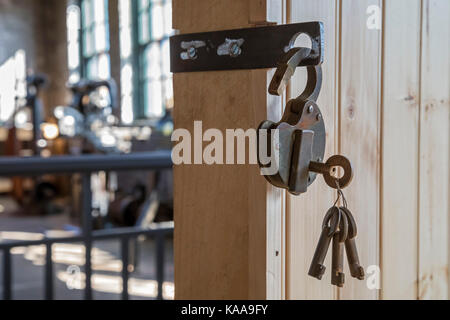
[380, 0, 421, 300]
[264, 0, 287, 300]
[287, 0, 338, 300]
[173, 0, 286, 299]
[339, 0, 382, 300]
[418, 0, 450, 300]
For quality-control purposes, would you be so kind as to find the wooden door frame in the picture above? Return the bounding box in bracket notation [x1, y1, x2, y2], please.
[173, 0, 287, 300]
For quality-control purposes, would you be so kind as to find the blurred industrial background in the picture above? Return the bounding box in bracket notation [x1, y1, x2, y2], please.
[0, 0, 174, 300]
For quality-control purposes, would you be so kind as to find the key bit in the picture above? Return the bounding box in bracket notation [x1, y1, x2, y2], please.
[344, 239, 365, 280]
[331, 233, 345, 287]
[340, 207, 365, 280]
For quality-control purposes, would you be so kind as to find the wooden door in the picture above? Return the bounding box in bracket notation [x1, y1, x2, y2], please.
[173, 0, 449, 300]
[286, 0, 449, 300]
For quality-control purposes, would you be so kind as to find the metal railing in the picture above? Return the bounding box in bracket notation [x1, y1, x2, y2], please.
[0, 151, 173, 300]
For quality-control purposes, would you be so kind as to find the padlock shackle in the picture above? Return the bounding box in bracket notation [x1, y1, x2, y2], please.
[295, 65, 322, 104]
[269, 47, 322, 105]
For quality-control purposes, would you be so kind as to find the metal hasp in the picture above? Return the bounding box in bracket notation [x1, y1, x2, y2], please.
[170, 22, 324, 73]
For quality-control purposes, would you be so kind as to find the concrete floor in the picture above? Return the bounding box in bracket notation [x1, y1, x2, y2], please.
[0, 197, 174, 300]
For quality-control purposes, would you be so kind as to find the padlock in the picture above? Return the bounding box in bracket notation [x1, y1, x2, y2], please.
[257, 47, 326, 195]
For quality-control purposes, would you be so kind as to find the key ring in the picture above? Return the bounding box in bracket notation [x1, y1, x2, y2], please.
[333, 179, 348, 208]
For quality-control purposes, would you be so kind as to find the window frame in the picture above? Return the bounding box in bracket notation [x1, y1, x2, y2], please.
[79, 0, 111, 80]
[131, 0, 172, 121]
[67, 1, 82, 84]
[70, 0, 173, 123]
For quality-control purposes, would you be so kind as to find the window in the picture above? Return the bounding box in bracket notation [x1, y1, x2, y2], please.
[0, 50, 26, 123]
[81, 0, 110, 80]
[66, 0, 173, 123]
[67, 4, 82, 83]
[133, 0, 173, 119]
[118, 0, 134, 123]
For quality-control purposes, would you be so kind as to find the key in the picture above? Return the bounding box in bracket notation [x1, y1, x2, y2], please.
[331, 209, 348, 287]
[331, 233, 345, 287]
[344, 239, 365, 280]
[308, 207, 340, 280]
[340, 207, 365, 280]
[308, 225, 333, 280]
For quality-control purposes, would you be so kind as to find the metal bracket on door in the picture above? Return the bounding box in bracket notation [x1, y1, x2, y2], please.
[170, 21, 353, 196]
[170, 22, 324, 73]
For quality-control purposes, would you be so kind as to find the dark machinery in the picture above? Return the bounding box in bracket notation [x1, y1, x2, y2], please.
[54, 78, 121, 154]
[4, 73, 63, 214]
[53, 78, 173, 228]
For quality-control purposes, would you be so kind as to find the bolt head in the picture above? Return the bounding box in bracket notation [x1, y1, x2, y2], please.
[307, 105, 314, 113]
[187, 47, 197, 59]
[229, 43, 242, 57]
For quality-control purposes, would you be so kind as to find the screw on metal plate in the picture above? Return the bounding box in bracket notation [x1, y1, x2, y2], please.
[217, 38, 244, 57]
[180, 40, 206, 60]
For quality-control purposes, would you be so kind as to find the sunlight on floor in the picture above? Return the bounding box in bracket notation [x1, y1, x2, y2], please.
[12, 243, 125, 272]
[56, 271, 174, 299]
[1, 231, 174, 299]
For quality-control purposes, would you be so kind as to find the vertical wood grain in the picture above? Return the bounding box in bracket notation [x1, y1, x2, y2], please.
[339, 0, 382, 300]
[173, 0, 286, 300]
[381, 0, 421, 300]
[287, 0, 338, 300]
[418, 0, 450, 300]
[172, 0, 449, 300]
[264, 0, 287, 300]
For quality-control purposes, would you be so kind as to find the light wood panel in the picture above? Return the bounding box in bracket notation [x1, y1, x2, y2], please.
[173, 0, 286, 300]
[418, 0, 450, 300]
[381, 0, 421, 300]
[172, 0, 450, 300]
[285, 0, 450, 300]
[339, 0, 382, 300]
[264, 0, 287, 300]
[287, 0, 338, 300]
